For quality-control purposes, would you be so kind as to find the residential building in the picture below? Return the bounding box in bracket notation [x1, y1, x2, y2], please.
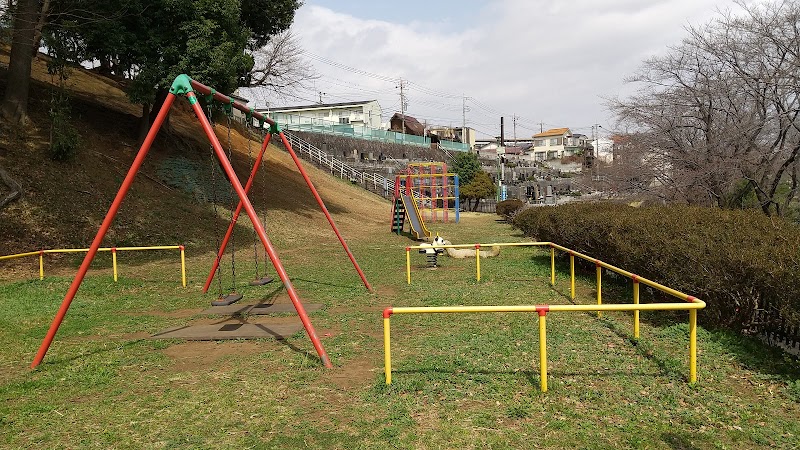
[389, 113, 425, 136]
[531, 128, 592, 161]
[230, 90, 250, 123]
[428, 126, 477, 150]
[257, 100, 382, 129]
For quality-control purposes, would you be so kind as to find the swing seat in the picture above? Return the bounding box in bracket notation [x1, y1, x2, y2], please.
[249, 276, 274, 286]
[212, 292, 244, 306]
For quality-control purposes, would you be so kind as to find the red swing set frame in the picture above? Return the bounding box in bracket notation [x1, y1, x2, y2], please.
[30, 75, 373, 369]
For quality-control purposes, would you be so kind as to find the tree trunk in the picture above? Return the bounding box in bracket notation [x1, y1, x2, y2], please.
[137, 102, 151, 143]
[149, 87, 170, 125]
[31, 0, 50, 57]
[0, 163, 22, 210]
[1, 0, 39, 125]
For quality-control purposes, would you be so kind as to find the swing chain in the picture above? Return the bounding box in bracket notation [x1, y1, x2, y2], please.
[245, 116, 261, 279]
[226, 112, 237, 292]
[207, 99, 224, 298]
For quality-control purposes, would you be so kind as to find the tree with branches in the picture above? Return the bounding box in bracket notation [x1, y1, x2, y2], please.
[245, 31, 317, 99]
[609, 0, 800, 217]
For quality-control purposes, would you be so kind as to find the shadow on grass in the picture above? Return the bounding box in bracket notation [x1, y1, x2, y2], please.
[661, 431, 703, 450]
[293, 277, 361, 290]
[38, 338, 148, 368]
[393, 367, 541, 386]
[392, 366, 665, 388]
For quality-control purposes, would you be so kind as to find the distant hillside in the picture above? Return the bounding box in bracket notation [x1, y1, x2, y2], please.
[0, 48, 388, 260]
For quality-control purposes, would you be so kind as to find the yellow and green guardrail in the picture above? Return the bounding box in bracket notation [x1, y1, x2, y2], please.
[0, 245, 187, 287]
[388, 242, 705, 392]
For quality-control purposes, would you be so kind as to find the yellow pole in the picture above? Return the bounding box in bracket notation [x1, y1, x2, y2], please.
[475, 245, 481, 282]
[689, 309, 697, 383]
[180, 246, 187, 288]
[538, 311, 548, 392]
[39, 251, 44, 281]
[596, 264, 602, 317]
[384, 316, 392, 384]
[550, 247, 555, 286]
[570, 254, 575, 300]
[406, 248, 411, 285]
[112, 248, 118, 282]
[633, 279, 640, 339]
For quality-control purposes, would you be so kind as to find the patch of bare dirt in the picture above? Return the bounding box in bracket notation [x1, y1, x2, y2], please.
[328, 357, 378, 390]
[162, 341, 266, 372]
[127, 308, 199, 319]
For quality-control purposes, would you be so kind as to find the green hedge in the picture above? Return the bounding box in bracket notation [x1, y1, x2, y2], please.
[496, 199, 524, 220]
[512, 202, 800, 331]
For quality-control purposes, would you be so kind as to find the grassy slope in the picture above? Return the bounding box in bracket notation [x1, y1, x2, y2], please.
[0, 52, 798, 449]
[0, 46, 386, 267]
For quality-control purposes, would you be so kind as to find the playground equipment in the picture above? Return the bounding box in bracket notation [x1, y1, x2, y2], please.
[417, 235, 446, 268]
[30, 74, 374, 369]
[385, 241, 706, 392]
[201, 98, 273, 307]
[0, 245, 186, 286]
[393, 162, 460, 224]
[391, 192, 431, 240]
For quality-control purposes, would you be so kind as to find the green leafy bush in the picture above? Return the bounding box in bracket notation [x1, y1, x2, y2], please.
[512, 202, 800, 332]
[48, 91, 80, 161]
[496, 199, 524, 220]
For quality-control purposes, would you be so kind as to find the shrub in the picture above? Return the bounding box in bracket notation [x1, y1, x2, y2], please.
[49, 91, 80, 161]
[512, 202, 800, 333]
[496, 199, 524, 220]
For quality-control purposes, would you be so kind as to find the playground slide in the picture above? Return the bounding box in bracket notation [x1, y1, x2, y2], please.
[401, 194, 432, 240]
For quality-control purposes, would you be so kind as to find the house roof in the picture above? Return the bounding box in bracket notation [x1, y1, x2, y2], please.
[390, 113, 425, 135]
[533, 127, 571, 138]
[504, 146, 524, 155]
[260, 100, 377, 112]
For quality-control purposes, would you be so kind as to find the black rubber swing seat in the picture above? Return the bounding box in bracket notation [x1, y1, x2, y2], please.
[249, 276, 274, 286]
[211, 292, 244, 306]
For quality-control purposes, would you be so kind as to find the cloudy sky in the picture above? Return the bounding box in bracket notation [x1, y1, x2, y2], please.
[250, 0, 745, 141]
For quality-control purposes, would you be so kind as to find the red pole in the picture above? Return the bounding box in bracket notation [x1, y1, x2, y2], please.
[189, 95, 333, 368]
[277, 131, 373, 293]
[31, 94, 177, 368]
[202, 132, 273, 293]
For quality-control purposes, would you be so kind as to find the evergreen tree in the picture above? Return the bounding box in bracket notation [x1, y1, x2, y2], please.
[451, 152, 480, 185]
[40, 0, 301, 135]
[460, 171, 496, 210]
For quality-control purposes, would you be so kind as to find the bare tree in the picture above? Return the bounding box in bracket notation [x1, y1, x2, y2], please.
[247, 31, 317, 99]
[609, 0, 800, 216]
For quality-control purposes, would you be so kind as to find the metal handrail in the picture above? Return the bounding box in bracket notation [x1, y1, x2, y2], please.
[1, 245, 187, 287]
[389, 241, 706, 391]
[282, 131, 395, 198]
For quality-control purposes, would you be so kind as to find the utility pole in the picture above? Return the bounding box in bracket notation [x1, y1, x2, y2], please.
[318, 91, 326, 104]
[593, 124, 601, 181]
[513, 115, 517, 141]
[462, 95, 466, 146]
[398, 79, 406, 141]
[540, 122, 543, 133]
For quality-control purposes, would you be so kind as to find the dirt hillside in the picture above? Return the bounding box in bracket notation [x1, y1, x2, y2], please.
[0, 48, 389, 262]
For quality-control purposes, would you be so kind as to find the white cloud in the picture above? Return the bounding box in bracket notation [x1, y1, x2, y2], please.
[270, 0, 740, 139]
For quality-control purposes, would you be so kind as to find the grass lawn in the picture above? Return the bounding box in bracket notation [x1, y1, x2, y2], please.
[1, 213, 798, 449]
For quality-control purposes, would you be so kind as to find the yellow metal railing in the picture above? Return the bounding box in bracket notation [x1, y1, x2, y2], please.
[405, 242, 551, 283]
[1, 245, 187, 287]
[391, 241, 705, 391]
